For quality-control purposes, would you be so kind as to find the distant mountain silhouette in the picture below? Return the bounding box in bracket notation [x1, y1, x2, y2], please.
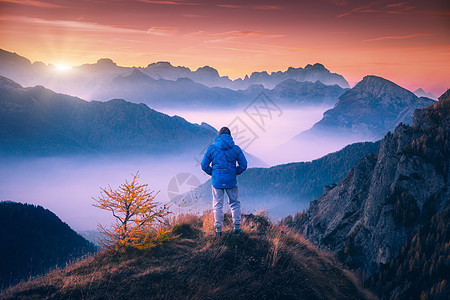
[268, 79, 346, 106]
[413, 88, 437, 100]
[143, 61, 350, 89]
[0, 76, 217, 156]
[0, 49, 349, 104]
[0, 201, 96, 290]
[237, 63, 349, 89]
[289, 89, 450, 299]
[92, 69, 346, 109]
[93, 68, 245, 109]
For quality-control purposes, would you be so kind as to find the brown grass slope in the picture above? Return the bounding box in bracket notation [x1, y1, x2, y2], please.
[1, 214, 374, 300]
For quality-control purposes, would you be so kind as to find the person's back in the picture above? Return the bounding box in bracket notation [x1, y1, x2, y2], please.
[201, 127, 247, 236]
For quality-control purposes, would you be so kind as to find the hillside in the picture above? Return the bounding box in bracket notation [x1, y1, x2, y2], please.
[0, 214, 374, 299]
[0, 201, 96, 290]
[290, 89, 450, 298]
[0, 76, 216, 156]
[187, 141, 380, 216]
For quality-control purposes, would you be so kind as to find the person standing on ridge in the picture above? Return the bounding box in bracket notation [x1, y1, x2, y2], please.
[201, 127, 247, 236]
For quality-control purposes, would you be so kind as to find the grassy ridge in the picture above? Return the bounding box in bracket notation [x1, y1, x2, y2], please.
[1, 213, 374, 299]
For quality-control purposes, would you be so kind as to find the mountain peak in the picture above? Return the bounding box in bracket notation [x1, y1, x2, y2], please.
[147, 61, 174, 69]
[126, 68, 150, 80]
[413, 88, 437, 100]
[96, 58, 116, 66]
[352, 75, 416, 101]
[305, 63, 326, 70]
[195, 66, 219, 76]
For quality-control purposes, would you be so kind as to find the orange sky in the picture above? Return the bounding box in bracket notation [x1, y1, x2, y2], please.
[0, 0, 449, 96]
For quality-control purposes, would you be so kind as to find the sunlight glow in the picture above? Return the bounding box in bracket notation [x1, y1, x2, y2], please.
[55, 63, 72, 72]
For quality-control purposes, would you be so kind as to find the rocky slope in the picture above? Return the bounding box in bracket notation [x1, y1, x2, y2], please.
[292, 89, 450, 279]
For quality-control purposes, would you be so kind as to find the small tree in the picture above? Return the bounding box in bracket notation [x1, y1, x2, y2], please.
[93, 172, 172, 250]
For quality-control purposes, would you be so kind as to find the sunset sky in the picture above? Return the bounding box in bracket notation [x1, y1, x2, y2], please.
[0, 0, 449, 95]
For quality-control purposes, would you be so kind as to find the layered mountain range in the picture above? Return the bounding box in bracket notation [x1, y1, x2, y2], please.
[0, 76, 216, 156]
[92, 68, 346, 109]
[0, 49, 347, 108]
[0, 76, 267, 168]
[292, 89, 449, 286]
[143, 60, 349, 89]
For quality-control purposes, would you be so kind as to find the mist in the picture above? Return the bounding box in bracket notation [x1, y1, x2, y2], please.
[162, 105, 334, 165]
[0, 153, 307, 233]
[0, 155, 211, 232]
[0, 105, 372, 233]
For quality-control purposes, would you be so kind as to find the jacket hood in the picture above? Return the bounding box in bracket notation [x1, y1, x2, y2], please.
[215, 134, 235, 150]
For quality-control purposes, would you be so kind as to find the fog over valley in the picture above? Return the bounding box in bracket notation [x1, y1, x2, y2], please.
[162, 105, 334, 165]
[0, 155, 210, 231]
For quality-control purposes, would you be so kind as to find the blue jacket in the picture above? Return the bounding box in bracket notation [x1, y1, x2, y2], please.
[201, 134, 247, 189]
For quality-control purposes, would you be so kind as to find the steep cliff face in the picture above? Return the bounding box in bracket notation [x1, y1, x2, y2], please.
[295, 90, 450, 277]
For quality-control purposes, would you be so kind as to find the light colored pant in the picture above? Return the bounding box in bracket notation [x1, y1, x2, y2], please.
[212, 186, 241, 231]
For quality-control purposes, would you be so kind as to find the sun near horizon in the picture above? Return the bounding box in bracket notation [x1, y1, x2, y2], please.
[0, 0, 449, 95]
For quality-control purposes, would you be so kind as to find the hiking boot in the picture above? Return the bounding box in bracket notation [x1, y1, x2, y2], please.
[215, 231, 222, 237]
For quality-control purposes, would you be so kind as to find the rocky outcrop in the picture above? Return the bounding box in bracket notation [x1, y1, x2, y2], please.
[294, 89, 450, 277]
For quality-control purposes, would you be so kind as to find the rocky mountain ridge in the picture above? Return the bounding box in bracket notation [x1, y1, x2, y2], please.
[292, 89, 449, 279]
